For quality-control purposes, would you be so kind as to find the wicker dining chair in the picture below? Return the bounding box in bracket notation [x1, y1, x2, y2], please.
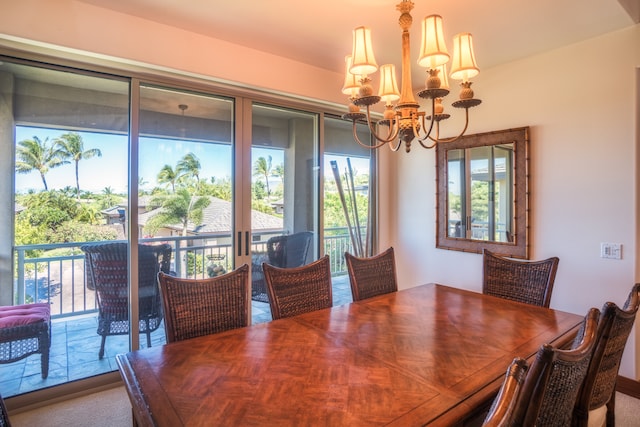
[482, 358, 529, 427]
[0, 391, 12, 427]
[573, 283, 640, 427]
[345, 247, 398, 302]
[81, 242, 172, 359]
[262, 255, 332, 320]
[0, 395, 11, 427]
[157, 264, 250, 343]
[512, 307, 599, 427]
[482, 249, 559, 307]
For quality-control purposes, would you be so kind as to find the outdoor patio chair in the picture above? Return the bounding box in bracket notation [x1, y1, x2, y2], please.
[0, 302, 50, 379]
[251, 231, 313, 302]
[158, 264, 250, 343]
[573, 283, 640, 427]
[81, 242, 172, 359]
[482, 249, 559, 308]
[345, 246, 398, 302]
[262, 255, 332, 320]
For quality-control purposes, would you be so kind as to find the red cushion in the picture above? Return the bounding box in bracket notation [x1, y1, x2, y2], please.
[0, 303, 50, 328]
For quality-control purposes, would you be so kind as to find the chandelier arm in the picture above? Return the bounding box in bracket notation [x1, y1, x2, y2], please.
[417, 111, 438, 149]
[351, 120, 390, 150]
[413, 101, 437, 144]
[364, 105, 402, 144]
[389, 137, 403, 151]
[427, 108, 471, 144]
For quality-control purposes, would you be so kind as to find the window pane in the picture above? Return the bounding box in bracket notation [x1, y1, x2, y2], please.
[249, 104, 319, 312]
[324, 117, 373, 268]
[447, 149, 465, 238]
[138, 85, 235, 344]
[8, 61, 129, 395]
[470, 146, 491, 240]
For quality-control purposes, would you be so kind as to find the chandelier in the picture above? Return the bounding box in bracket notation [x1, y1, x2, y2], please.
[341, 0, 481, 152]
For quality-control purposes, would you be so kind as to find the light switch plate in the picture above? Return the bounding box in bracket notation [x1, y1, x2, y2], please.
[600, 242, 622, 259]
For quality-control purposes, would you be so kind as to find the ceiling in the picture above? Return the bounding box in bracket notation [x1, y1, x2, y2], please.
[80, 0, 637, 92]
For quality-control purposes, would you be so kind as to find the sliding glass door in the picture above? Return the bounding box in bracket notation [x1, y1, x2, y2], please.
[1, 55, 377, 399]
[249, 104, 319, 312]
[135, 85, 236, 347]
[6, 60, 130, 393]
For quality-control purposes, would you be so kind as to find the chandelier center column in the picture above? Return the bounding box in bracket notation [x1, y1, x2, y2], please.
[397, 2, 417, 106]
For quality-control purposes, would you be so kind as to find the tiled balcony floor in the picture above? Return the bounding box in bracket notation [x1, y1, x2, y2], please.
[0, 275, 352, 398]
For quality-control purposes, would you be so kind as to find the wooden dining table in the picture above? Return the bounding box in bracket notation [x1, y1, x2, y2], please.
[116, 283, 584, 426]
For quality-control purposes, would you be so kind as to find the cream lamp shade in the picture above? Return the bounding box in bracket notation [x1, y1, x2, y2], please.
[350, 26, 378, 76]
[417, 15, 450, 69]
[342, 55, 360, 96]
[449, 32, 479, 81]
[377, 64, 400, 103]
[436, 64, 449, 90]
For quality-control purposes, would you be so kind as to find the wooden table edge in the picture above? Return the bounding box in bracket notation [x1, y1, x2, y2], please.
[419, 320, 584, 426]
[116, 353, 185, 427]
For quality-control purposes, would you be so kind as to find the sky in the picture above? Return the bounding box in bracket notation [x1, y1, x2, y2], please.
[14, 126, 369, 194]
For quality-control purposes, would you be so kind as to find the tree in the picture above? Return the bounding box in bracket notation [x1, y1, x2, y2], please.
[145, 189, 210, 236]
[99, 186, 121, 209]
[157, 164, 180, 193]
[15, 136, 65, 191]
[253, 156, 273, 199]
[54, 132, 102, 198]
[176, 152, 201, 183]
[272, 163, 284, 185]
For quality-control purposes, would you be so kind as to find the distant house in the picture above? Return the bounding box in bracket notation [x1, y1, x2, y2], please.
[271, 199, 284, 215]
[101, 196, 154, 225]
[14, 203, 26, 214]
[104, 196, 283, 244]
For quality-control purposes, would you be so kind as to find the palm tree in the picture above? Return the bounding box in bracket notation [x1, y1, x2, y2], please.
[253, 155, 273, 199]
[273, 163, 285, 186]
[15, 136, 65, 191]
[157, 164, 180, 193]
[176, 153, 201, 184]
[54, 132, 101, 198]
[146, 188, 210, 237]
[101, 186, 119, 209]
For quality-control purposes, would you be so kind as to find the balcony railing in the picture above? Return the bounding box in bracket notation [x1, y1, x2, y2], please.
[13, 228, 360, 320]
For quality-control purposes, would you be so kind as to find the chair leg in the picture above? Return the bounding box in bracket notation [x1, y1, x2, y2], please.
[39, 326, 50, 379]
[99, 334, 107, 359]
[605, 393, 616, 427]
[145, 320, 152, 348]
[41, 342, 50, 379]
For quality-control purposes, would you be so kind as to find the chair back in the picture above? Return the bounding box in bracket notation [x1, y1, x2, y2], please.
[483, 358, 528, 427]
[82, 242, 172, 321]
[158, 264, 250, 343]
[0, 391, 11, 427]
[482, 249, 559, 307]
[267, 231, 313, 268]
[263, 255, 332, 320]
[573, 283, 640, 426]
[513, 308, 599, 426]
[345, 247, 398, 302]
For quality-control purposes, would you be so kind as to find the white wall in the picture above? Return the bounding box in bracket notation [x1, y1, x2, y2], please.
[392, 26, 640, 378]
[0, 0, 347, 107]
[1, 0, 639, 378]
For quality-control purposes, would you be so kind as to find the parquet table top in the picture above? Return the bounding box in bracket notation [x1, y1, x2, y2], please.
[117, 284, 583, 426]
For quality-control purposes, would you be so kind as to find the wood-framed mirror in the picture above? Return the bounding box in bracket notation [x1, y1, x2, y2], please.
[436, 127, 530, 258]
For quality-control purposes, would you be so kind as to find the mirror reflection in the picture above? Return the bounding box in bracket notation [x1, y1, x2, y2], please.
[436, 127, 529, 258]
[446, 143, 514, 242]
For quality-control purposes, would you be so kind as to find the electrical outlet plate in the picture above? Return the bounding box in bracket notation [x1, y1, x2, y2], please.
[600, 243, 622, 259]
